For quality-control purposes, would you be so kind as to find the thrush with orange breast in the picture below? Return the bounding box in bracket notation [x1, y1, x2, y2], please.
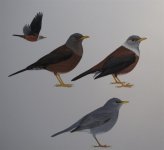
[13, 12, 46, 42]
[8, 33, 89, 87]
[72, 35, 147, 88]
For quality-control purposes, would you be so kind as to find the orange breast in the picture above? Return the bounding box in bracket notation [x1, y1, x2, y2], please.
[47, 54, 82, 73]
[25, 35, 38, 41]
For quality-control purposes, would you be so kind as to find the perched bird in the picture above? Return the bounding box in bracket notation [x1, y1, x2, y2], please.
[51, 98, 128, 147]
[13, 12, 46, 42]
[8, 33, 89, 87]
[72, 35, 147, 88]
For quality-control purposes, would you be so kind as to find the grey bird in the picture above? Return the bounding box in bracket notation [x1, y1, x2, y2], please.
[51, 98, 128, 147]
[8, 33, 89, 87]
[72, 35, 147, 88]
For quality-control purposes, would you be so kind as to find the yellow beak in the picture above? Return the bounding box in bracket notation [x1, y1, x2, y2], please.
[138, 37, 147, 42]
[120, 100, 129, 104]
[80, 35, 90, 40]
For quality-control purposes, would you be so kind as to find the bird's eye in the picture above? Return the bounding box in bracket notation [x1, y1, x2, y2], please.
[131, 39, 135, 42]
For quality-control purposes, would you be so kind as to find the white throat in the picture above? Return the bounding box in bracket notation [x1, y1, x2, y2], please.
[123, 42, 140, 56]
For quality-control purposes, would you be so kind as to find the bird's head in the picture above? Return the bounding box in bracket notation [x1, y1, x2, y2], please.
[104, 98, 129, 109]
[66, 33, 89, 45]
[66, 33, 89, 55]
[38, 35, 46, 40]
[125, 35, 147, 47]
[123, 35, 147, 56]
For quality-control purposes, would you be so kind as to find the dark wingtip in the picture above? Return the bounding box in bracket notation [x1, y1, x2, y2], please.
[37, 12, 43, 17]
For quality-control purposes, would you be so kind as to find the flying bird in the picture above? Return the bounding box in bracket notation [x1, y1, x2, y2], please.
[51, 98, 128, 147]
[72, 35, 147, 88]
[8, 33, 89, 87]
[13, 12, 46, 42]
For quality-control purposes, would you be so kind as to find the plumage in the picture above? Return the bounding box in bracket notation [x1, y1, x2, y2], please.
[8, 33, 89, 87]
[72, 35, 146, 88]
[13, 12, 46, 42]
[51, 98, 128, 147]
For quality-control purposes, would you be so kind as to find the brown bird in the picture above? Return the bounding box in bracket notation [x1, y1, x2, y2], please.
[13, 12, 46, 42]
[72, 35, 147, 88]
[8, 33, 89, 87]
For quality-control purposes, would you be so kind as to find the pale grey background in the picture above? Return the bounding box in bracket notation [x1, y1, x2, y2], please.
[0, 0, 164, 150]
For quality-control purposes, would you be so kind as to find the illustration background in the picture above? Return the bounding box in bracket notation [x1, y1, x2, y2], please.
[1, 0, 164, 150]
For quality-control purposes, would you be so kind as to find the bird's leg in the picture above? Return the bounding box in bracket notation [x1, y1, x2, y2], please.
[55, 73, 72, 88]
[111, 74, 124, 84]
[93, 135, 110, 148]
[115, 77, 133, 88]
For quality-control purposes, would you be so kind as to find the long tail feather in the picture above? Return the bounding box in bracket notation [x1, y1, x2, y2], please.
[12, 34, 24, 38]
[71, 69, 93, 81]
[8, 68, 27, 77]
[51, 122, 79, 137]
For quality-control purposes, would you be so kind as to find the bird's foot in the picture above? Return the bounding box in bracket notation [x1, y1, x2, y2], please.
[111, 81, 125, 84]
[116, 83, 133, 88]
[55, 83, 73, 88]
[94, 144, 111, 148]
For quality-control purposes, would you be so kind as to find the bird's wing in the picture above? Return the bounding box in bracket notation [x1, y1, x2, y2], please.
[104, 54, 135, 72]
[27, 45, 73, 69]
[23, 24, 32, 35]
[94, 47, 136, 78]
[23, 12, 43, 35]
[71, 107, 112, 132]
[30, 12, 43, 35]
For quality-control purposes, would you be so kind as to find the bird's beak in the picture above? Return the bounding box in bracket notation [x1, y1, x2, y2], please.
[120, 100, 129, 104]
[80, 35, 90, 40]
[43, 36, 47, 39]
[138, 37, 147, 42]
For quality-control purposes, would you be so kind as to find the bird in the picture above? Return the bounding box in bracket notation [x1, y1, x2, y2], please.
[51, 98, 128, 147]
[72, 35, 147, 88]
[8, 33, 89, 87]
[13, 12, 46, 42]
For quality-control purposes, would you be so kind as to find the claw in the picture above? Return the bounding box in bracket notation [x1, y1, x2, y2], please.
[55, 83, 73, 88]
[111, 81, 126, 84]
[94, 144, 111, 148]
[116, 83, 133, 88]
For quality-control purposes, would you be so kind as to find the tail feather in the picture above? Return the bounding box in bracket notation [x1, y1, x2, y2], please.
[8, 68, 27, 77]
[12, 34, 24, 38]
[51, 122, 79, 137]
[71, 69, 94, 81]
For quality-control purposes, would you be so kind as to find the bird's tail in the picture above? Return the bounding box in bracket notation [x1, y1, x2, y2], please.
[71, 69, 94, 81]
[51, 122, 79, 137]
[12, 34, 24, 38]
[8, 68, 27, 77]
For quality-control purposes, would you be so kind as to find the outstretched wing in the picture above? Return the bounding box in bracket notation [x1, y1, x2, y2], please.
[30, 12, 43, 34]
[23, 24, 32, 35]
[23, 12, 43, 35]
[27, 45, 73, 69]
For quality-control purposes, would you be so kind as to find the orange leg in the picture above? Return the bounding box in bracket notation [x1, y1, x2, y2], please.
[115, 76, 133, 88]
[54, 73, 72, 88]
[111, 74, 124, 84]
